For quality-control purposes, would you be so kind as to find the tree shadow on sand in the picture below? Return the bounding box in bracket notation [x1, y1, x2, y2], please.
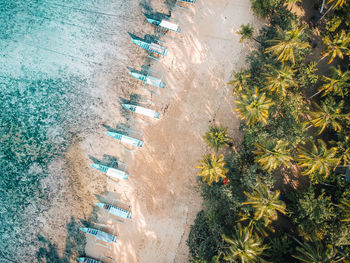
[36, 217, 86, 262]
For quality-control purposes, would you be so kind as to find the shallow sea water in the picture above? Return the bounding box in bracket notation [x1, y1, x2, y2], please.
[0, 0, 143, 261]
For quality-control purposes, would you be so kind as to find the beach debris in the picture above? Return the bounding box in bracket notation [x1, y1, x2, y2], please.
[122, 104, 160, 119]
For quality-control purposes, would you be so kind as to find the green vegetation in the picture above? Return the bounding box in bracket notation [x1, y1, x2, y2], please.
[252, 140, 293, 172]
[321, 30, 350, 63]
[222, 224, 268, 262]
[265, 25, 310, 64]
[204, 126, 232, 152]
[235, 87, 274, 126]
[187, 0, 350, 262]
[237, 24, 254, 42]
[196, 153, 228, 185]
[242, 182, 286, 225]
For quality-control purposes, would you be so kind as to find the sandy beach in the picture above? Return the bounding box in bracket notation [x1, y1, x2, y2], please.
[86, 0, 259, 261]
[33, 0, 260, 262]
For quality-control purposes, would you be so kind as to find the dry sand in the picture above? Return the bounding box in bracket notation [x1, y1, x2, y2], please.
[56, 0, 260, 262]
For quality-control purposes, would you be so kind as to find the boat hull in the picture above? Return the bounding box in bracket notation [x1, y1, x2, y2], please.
[131, 38, 167, 56]
[77, 257, 102, 263]
[96, 202, 132, 219]
[91, 163, 129, 180]
[80, 228, 117, 243]
[129, 71, 166, 89]
[106, 131, 144, 147]
[122, 104, 160, 119]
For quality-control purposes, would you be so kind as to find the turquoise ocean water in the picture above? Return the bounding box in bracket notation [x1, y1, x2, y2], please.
[0, 0, 141, 261]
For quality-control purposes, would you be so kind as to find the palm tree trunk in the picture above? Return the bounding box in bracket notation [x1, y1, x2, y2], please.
[308, 89, 323, 100]
[320, 0, 326, 13]
[252, 37, 262, 44]
[290, 0, 297, 11]
[317, 3, 335, 24]
[318, 54, 328, 63]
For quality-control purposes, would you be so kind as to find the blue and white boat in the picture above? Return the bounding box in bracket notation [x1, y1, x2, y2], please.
[122, 104, 160, 119]
[131, 35, 168, 56]
[105, 131, 144, 147]
[77, 257, 101, 263]
[91, 163, 129, 180]
[80, 228, 117, 243]
[145, 15, 181, 32]
[178, 0, 196, 2]
[129, 69, 166, 89]
[96, 202, 132, 220]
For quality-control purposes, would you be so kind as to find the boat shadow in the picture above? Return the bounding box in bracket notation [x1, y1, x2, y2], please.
[88, 154, 120, 168]
[139, 0, 175, 14]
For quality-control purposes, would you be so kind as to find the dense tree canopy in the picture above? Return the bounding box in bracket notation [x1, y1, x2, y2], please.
[188, 1, 350, 262]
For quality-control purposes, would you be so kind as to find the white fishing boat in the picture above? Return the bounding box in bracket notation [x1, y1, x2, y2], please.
[96, 202, 132, 220]
[122, 104, 160, 119]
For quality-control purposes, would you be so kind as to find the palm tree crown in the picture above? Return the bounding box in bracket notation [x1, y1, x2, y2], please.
[327, 0, 347, 9]
[321, 30, 350, 64]
[237, 24, 254, 42]
[228, 70, 251, 95]
[265, 25, 310, 64]
[253, 140, 293, 172]
[318, 66, 350, 98]
[338, 200, 350, 222]
[331, 135, 350, 167]
[222, 224, 268, 263]
[235, 87, 274, 126]
[296, 139, 339, 177]
[307, 100, 348, 134]
[242, 182, 286, 224]
[292, 237, 346, 263]
[196, 153, 228, 185]
[263, 65, 297, 96]
[204, 126, 232, 152]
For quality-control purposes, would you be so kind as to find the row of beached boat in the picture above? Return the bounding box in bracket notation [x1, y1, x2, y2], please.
[78, 0, 196, 262]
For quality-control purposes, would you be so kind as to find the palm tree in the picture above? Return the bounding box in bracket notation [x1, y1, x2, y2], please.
[222, 224, 268, 263]
[319, 0, 347, 21]
[292, 237, 346, 263]
[331, 135, 350, 167]
[318, 67, 350, 98]
[238, 24, 253, 42]
[265, 25, 310, 64]
[321, 30, 350, 64]
[238, 212, 273, 237]
[196, 153, 228, 185]
[337, 200, 350, 222]
[296, 139, 339, 177]
[235, 87, 274, 126]
[237, 24, 261, 44]
[263, 65, 297, 96]
[307, 100, 349, 134]
[242, 182, 286, 225]
[228, 70, 251, 95]
[252, 140, 293, 172]
[327, 0, 347, 8]
[204, 126, 232, 152]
